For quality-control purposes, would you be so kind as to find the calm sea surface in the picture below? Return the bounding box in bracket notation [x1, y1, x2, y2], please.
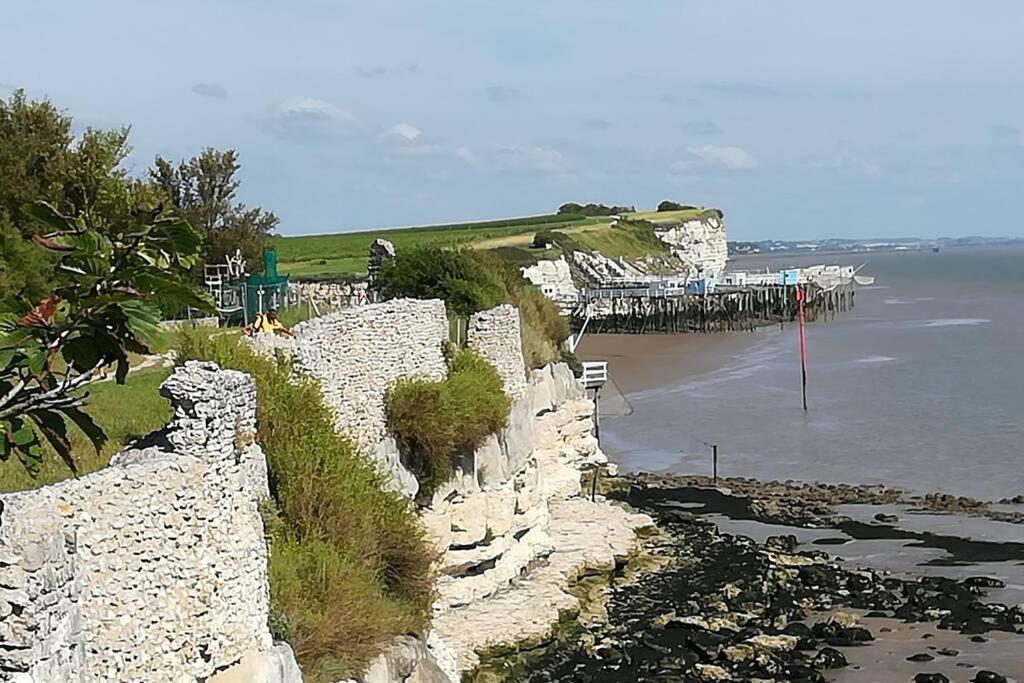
[599, 246, 1024, 500]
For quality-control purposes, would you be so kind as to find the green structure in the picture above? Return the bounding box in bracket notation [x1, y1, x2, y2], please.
[205, 249, 290, 325]
[244, 250, 289, 320]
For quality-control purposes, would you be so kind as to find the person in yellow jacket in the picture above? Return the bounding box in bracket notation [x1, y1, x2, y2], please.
[247, 308, 293, 337]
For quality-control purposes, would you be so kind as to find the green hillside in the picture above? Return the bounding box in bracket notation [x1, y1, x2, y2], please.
[274, 207, 718, 280]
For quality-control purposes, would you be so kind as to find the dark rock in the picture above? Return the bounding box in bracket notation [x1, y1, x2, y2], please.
[811, 647, 848, 669]
[973, 671, 1008, 683]
[874, 513, 899, 523]
[907, 653, 935, 662]
[782, 622, 812, 638]
[970, 635, 987, 643]
[765, 534, 799, 553]
[963, 576, 1005, 589]
[936, 648, 958, 656]
[825, 625, 874, 646]
[914, 675, 950, 683]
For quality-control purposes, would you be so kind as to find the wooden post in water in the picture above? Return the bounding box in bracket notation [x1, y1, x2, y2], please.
[712, 444, 719, 484]
[591, 386, 601, 502]
[796, 286, 809, 411]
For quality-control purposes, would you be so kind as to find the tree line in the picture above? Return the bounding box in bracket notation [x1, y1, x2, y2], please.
[0, 90, 275, 476]
[1, 89, 277, 302]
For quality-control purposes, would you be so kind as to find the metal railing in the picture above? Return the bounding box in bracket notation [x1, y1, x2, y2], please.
[579, 361, 608, 389]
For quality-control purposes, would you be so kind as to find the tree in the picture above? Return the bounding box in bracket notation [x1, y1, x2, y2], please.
[0, 201, 212, 474]
[0, 89, 141, 301]
[150, 149, 279, 274]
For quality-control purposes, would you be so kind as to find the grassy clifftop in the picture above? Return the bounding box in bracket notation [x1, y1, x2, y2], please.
[275, 207, 721, 279]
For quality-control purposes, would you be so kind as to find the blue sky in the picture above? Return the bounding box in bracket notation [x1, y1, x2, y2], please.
[3, 1, 1023, 239]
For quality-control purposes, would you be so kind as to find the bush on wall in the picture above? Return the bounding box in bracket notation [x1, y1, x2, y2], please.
[386, 347, 511, 495]
[175, 328, 435, 682]
[377, 246, 569, 368]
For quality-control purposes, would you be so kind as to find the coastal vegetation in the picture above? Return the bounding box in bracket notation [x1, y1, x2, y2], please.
[274, 203, 720, 280]
[150, 148, 279, 276]
[0, 197, 211, 477]
[176, 329, 435, 681]
[274, 212, 595, 279]
[376, 246, 569, 367]
[386, 347, 511, 495]
[556, 201, 635, 216]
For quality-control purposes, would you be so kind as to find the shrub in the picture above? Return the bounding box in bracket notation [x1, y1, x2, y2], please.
[379, 247, 569, 368]
[386, 348, 510, 495]
[558, 201, 634, 217]
[532, 230, 556, 249]
[560, 349, 584, 378]
[377, 247, 504, 318]
[175, 329, 435, 681]
[657, 200, 698, 212]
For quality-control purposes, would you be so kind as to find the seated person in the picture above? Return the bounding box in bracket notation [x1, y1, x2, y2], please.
[247, 307, 293, 337]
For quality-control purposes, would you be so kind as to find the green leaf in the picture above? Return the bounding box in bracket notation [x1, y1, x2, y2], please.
[24, 346, 48, 375]
[117, 300, 164, 349]
[51, 229, 114, 257]
[12, 427, 35, 446]
[134, 272, 214, 312]
[61, 335, 102, 373]
[21, 201, 80, 234]
[149, 216, 203, 258]
[62, 405, 107, 452]
[30, 410, 77, 474]
[0, 326, 32, 349]
[0, 349, 17, 370]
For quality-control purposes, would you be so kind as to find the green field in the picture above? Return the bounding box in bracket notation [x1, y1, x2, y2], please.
[275, 207, 719, 280]
[275, 213, 599, 279]
[0, 366, 173, 492]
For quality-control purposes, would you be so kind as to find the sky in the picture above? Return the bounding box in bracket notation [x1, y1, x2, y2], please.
[3, 1, 1024, 240]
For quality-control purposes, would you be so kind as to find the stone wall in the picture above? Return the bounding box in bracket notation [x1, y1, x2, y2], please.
[0, 362, 290, 683]
[291, 281, 370, 311]
[276, 299, 450, 451]
[467, 304, 528, 401]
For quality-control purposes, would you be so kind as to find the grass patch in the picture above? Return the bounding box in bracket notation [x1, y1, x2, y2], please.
[278, 257, 369, 279]
[557, 219, 670, 259]
[175, 329, 435, 681]
[0, 367, 173, 493]
[276, 215, 589, 274]
[386, 348, 510, 495]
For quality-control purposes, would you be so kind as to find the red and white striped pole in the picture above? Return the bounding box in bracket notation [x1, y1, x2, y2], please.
[796, 286, 808, 411]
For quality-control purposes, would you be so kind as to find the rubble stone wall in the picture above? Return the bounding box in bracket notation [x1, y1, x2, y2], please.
[467, 304, 528, 400]
[0, 362, 282, 683]
[282, 298, 450, 451]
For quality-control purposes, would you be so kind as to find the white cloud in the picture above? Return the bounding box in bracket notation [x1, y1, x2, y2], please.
[268, 97, 360, 141]
[382, 122, 422, 141]
[688, 144, 759, 170]
[455, 146, 481, 167]
[192, 82, 227, 98]
[496, 145, 565, 173]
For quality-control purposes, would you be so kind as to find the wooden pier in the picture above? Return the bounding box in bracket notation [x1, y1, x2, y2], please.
[570, 283, 855, 334]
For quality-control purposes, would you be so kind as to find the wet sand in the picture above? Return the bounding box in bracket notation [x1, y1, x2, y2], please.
[576, 331, 764, 396]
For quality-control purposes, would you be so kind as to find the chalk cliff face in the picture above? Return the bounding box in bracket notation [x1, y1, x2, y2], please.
[654, 212, 729, 277]
[257, 299, 649, 683]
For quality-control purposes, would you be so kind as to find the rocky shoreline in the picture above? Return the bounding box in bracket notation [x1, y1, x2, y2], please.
[495, 473, 1024, 683]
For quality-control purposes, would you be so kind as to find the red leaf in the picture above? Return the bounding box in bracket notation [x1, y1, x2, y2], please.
[31, 234, 75, 251]
[18, 295, 62, 328]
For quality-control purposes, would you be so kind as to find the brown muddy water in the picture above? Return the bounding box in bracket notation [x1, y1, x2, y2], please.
[579, 246, 1024, 502]
[576, 245, 1024, 680]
